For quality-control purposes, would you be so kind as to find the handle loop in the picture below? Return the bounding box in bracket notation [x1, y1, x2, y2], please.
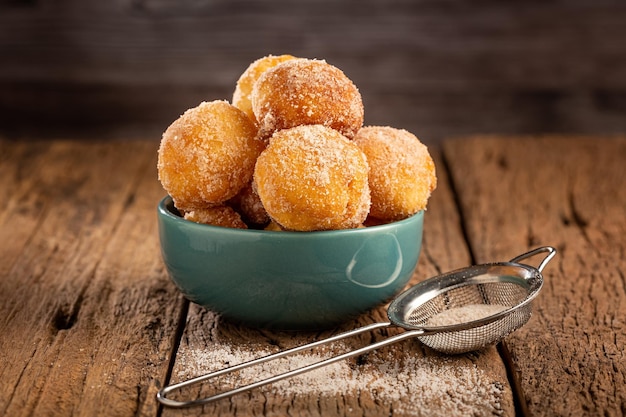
[509, 246, 557, 272]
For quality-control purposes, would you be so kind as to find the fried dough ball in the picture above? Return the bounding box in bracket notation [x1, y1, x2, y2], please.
[228, 181, 270, 227]
[353, 126, 437, 221]
[232, 54, 297, 123]
[158, 100, 265, 212]
[184, 206, 247, 229]
[264, 221, 283, 231]
[251, 59, 364, 140]
[254, 125, 371, 231]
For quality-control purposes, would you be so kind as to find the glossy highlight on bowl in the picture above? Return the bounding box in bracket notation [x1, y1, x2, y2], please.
[157, 196, 424, 330]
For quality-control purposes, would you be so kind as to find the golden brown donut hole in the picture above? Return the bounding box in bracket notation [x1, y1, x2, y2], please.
[254, 125, 370, 231]
[157, 100, 265, 212]
[251, 59, 364, 140]
[353, 126, 436, 221]
[232, 54, 297, 124]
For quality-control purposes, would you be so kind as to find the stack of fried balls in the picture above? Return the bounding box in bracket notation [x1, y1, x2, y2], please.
[157, 55, 437, 232]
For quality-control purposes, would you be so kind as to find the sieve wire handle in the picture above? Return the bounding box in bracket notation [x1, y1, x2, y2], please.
[509, 246, 557, 272]
[157, 322, 425, 408]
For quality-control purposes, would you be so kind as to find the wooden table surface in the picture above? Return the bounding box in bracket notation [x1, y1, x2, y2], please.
[1, 135, 625, 416]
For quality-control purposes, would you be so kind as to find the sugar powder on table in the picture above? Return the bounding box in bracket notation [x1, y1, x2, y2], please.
[174, 340, 506, 416]
[426, 304, 509, 327]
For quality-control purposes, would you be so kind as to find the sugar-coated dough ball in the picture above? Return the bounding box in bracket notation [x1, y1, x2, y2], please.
[353, 126, 437, 220]
[264, 221, 284, 231]
[232, 54, 297, 123]
[228, 181, 270, 227]
[254, 125, 370, 231]
[158, 100, 265, 212]
[251, 59, 364, 139]
[184, 206, 247, 229]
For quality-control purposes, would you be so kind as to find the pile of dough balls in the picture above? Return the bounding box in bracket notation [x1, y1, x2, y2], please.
[158, 55, 437, 231]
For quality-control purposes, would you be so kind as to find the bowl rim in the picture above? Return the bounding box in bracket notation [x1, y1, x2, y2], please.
[157, 195, 423, 237]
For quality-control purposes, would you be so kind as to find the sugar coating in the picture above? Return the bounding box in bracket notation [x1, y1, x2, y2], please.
[184, 206, 248, 229]
[157, 100, 265, 212]
[251, 58, 364, 139]
[254, 125, 370, 231]
[175, 341, 506, 416]
[228, 181, 270, 226]
[232, 54, 297, 123]
[353, 126, 437, 221]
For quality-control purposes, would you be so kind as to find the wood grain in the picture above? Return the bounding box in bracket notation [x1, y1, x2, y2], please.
[442, 136, 626, 416]
[0, 140, 183, 417]
[161, 150, 516, 417]
[2, 137, 624, 416]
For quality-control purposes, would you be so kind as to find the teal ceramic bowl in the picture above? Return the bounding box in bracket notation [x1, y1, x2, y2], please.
[157, 196, 424, 330]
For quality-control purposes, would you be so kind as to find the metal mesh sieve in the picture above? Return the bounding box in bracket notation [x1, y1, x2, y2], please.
[406, 281, 534, 353]
[386, 261, 545, 354]
[157, 246, 556, 408]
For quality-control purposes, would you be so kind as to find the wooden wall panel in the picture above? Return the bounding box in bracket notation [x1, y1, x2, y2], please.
[1, 1, 625, 144]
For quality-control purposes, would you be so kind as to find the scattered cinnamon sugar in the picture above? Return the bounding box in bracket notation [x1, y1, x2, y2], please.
[174, 340, 506, 416]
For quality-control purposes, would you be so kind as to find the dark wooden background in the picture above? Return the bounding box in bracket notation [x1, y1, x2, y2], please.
[1, 0, 626, 146]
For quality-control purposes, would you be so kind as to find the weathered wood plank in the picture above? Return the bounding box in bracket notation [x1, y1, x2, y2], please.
[0, 140, 54, 277]
[2, 136, 624, 416]
[0, 139, 182, 417]
[3, 1, 625, 88]
[442, 136, 626, 416]
[161, 150, 516, 417]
